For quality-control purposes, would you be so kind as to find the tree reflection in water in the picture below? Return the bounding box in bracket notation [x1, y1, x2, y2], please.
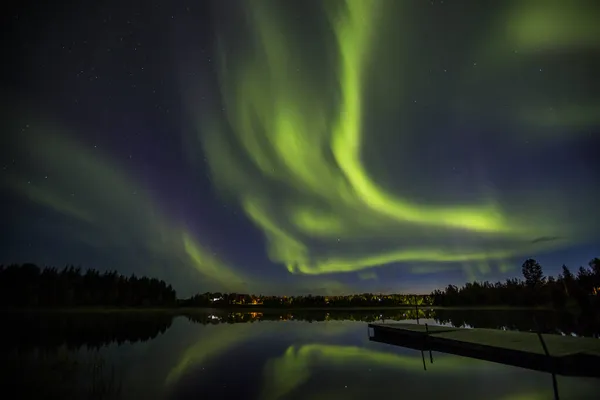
[1, 308, 598, 399]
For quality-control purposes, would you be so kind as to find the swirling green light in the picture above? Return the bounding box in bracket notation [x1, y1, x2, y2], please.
[187, 0, 595, 278]
[5, 122, 246, 292]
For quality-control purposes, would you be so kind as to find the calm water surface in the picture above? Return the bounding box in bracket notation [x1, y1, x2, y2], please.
[3, 310, 600, 399]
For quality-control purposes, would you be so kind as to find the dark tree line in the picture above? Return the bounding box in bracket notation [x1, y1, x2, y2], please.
[431, 258, 600, 311]
[183, 309, 434, 325]
[0, 263, 177, 308]
[4, 258, 599, 311]
[181, 292, 432, 308]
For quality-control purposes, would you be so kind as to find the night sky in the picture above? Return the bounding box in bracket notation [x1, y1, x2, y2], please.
[2, 0, 599, 297]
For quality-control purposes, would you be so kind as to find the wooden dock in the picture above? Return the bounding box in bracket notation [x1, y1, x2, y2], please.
[368, 323, 600, 378]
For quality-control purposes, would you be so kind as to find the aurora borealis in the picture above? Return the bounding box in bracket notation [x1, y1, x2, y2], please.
[2, 0, 599, 296]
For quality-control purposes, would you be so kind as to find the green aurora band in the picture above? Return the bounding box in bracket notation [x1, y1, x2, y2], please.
[5, 1, 598, 293]
[5, 119, 366, 293]
[4, 123, 247, 291]
[186, 0, 599, 278]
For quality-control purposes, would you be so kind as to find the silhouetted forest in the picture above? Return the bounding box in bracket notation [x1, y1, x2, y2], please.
[2, 259, 599, 312]
[180, 292, 432, 308]
[182, 258, 600, 311]
[0, 263, 177, 308]
[431, 258, 600, 311]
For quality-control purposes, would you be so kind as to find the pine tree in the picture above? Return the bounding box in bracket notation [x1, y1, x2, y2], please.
[522, 258, 544, 288]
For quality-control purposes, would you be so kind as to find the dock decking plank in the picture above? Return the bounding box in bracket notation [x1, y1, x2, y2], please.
[431, 329, 585, 356]
[370, 323, 463, 334]
[367, 323, 600, 377]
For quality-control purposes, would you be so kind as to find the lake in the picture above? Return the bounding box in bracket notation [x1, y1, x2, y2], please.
[2, 309, 599, 399]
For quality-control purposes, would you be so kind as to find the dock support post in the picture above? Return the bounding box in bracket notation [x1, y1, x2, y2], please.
[551, 374, 559, 400]
[415, 302, 419, 325]
[536, 332, 559, 400]
[425, 323, 433, 364]
[537, 333, 560, 400]
[534, 318, 559, 400]
[536, 331, 550, 357]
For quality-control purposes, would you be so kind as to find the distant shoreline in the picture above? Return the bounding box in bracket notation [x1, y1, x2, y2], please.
[0, 305, 555, 314]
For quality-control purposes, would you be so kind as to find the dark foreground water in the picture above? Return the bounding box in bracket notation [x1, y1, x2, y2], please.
[2, 309, 599, 400]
